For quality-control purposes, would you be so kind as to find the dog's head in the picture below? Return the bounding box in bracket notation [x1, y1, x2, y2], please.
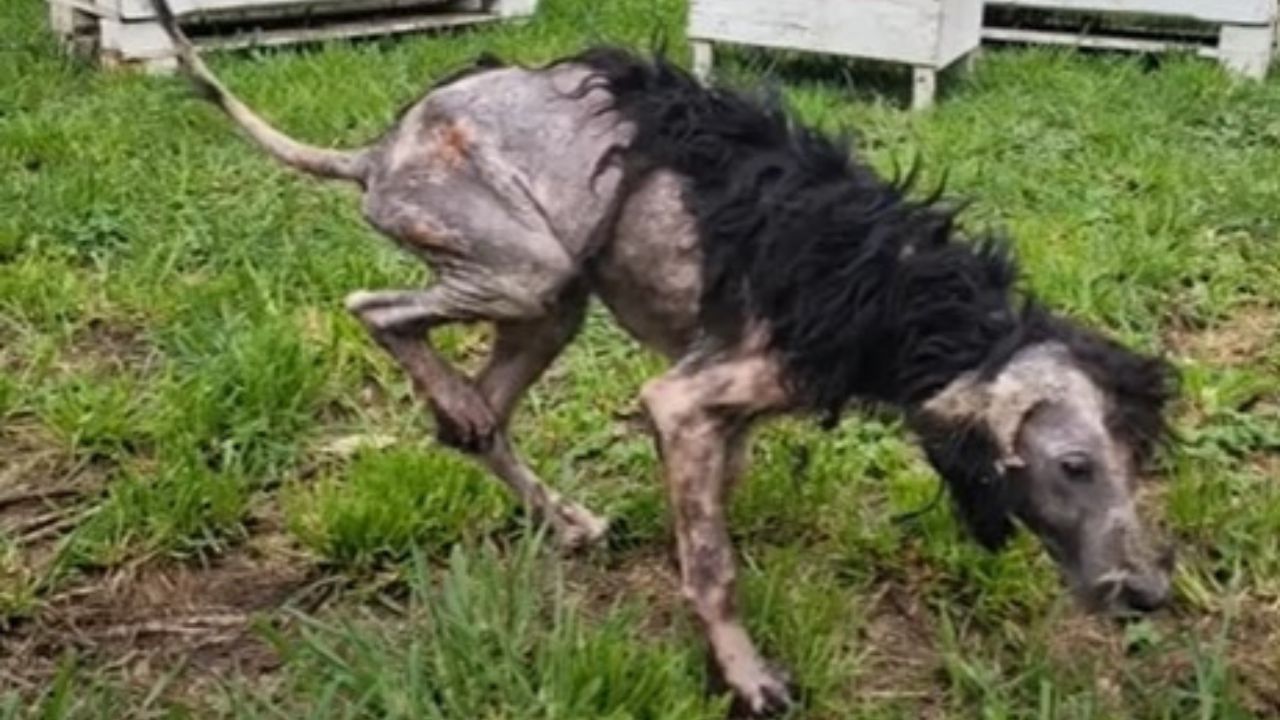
[918, 322, 1176, 615]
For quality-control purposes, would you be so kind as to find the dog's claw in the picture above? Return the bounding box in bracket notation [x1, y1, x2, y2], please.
[710, 656, 797, 718]
[729, 665, 795, 718]
[552, 505, 610, 552]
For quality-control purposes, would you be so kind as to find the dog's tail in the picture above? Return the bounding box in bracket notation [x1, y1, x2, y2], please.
[152, 0, 369, 184]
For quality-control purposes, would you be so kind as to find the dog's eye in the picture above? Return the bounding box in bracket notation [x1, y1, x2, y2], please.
[1060, 453, 1093, 481]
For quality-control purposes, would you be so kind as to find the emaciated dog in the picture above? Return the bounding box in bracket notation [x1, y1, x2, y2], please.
[150, 4, 1177, 714]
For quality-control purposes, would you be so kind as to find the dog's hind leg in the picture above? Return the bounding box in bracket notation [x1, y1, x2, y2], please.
[476, 282, 587, 425]
[346, 280, 604, 549]
[343, 65, 627, 549]
[475, 284, 608, 549]
[346, 284, 499, 452]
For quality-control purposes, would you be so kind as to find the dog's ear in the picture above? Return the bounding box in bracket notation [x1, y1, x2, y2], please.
[920, 372, 989, 422]
[920, 373, 1028, 473]
[922, 344, 1103, 474]
[1053, 325, 1177, 465]
[919, 424, 1017, 550]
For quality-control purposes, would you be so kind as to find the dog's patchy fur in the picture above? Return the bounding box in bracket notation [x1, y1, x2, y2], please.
[150, 7, 1176, 715]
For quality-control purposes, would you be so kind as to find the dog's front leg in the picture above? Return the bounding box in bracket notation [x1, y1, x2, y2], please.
[641, 356, 794, 717]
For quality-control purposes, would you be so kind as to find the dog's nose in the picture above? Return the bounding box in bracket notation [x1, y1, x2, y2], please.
[1089, 564, 1172, 615]
[1117, 571, 1172, 613]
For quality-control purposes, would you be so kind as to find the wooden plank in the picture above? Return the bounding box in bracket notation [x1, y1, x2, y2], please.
[195, 10, 499, 49]
[95, 10, 498, 62]
[689, 0, 946, 67]
[1218, 23, 1276, 79]
[912, 66, 936, 109]
[691, 39, 713, 81]
[99, 17, 174, 59]
[494, 0, 535, 18]
[935, 0, 983, 67]
[982, 25, 1215, 55]
[111, 0, 456, 22]
[49, 0, 79, 35]
[989, 0, 1275, 26]
[49, 0, 112, 20]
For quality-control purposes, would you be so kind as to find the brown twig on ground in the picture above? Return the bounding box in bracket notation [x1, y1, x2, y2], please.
[0, 486, 81, 511]
[95, 613, 249, 640]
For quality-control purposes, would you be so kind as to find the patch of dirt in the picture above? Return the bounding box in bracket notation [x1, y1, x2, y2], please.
[1, 413, 333, 701]
[0, 421, 105, 574]
[1249, 451, 1280, 482]
[1, 316, 155, 377]
[1041, 612, 1130, 707]
[63, 317, 156, 375]
[1166, 304, 1278, 367]
[567, 548, 682, 636]
[0, 532, 325, 701]
[851, 582, 944, 716]
[1043, 595, 1280, 717]
[1222, 597, 1280, 714]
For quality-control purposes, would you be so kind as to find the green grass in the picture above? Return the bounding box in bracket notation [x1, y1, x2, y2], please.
[2, 0, 1279, 716]
[247, 540, 727, 719]
[283, 446, 511, 567]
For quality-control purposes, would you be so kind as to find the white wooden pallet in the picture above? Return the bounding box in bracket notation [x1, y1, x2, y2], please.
[687, 0, 985, 110]
[984, 0, 1278, 79]
[47, 0, 536, 70]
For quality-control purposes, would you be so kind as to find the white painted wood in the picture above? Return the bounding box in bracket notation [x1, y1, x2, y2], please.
[983, 25, 1212, 55]
[199, 11, 500, 49]
[687, 0, 981, 108]
[142, 56, 180, 72]
[912, 66, 936, 109]
[54, 0, 94, 12]
[99, 18, 174, 59]
[97, 10, 500, 61]
[49, 0, 77, 36]
[992, 0, 1274, 26]
[985, 0, 1277, 80]
[47, 1, 100, 56]
[50, 0, 532, 68]
[493, 0, 535, 19]
[690, 0, 961, 67]
[691, 39, 712, 81]
[936, 0, 983, 66]
[1218, 23, 1276, 79]
[963, 45, 982, 73]
[110, 0, 453, 22]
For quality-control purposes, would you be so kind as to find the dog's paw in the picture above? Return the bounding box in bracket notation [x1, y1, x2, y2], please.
[431, 385, 497, 453]
[343, 289, 384, 314]
[710, 655, 797, 718]
[550, 502, 609, 552]
[729, 664, 794, 718]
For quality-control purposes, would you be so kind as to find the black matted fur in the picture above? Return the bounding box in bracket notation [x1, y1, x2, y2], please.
[918, 422, 1020, 549]
[573, 48, 1024, 415]
[565, 48, 1176, 545]
[458, 47, 1174, 547]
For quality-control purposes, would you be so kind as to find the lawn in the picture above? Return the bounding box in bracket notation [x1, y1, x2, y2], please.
[1, 0, 1279, 716]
